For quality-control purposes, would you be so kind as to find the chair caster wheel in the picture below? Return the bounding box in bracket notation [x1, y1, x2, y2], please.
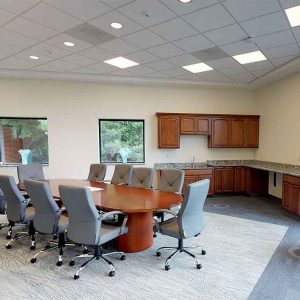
[45, 244, 51, 249]
[201, 250, 206, 255]
[6, 235, 11, 240]
[6, 244, 12, 249]
[156, 252, 161, 257]
[109, 271, 115, 277]
[83, 249, 89, 254]
[30, 258, 37, 264]
[73, 275, 79, 280]
[53, 235, 58, 240]
[165, 265, 170, 271]
[56, 261, 63, 266]
[30, 246, 36, 251]
[153, 233, 157, 238]
[197, 264, 202, 269]
[69, 261, 75, 266]
[120, 255, 126, 261]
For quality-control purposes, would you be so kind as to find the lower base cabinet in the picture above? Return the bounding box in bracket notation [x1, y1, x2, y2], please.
[283, 175, 300, 215]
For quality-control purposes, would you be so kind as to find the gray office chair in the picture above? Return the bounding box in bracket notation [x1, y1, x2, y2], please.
[17, 164, 45, 183]
[59, 185, 128, 279]
[87, 164, 107, 182]
[0, 175, 36, 250]
[154, 179, 210, 271]
[158, 169, 184, 193]
[129, 167, 154, 189]
[111, 164, 133, 185]
[24, 180, 78, 266]
[0, 188, 9, 230]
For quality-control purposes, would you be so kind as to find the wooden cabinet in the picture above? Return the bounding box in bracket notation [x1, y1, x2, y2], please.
[183, 169, 214, 196]
[245, 167, 268, 195]
[245, 118, 259, 147]
[209, 117, 231, 148]
[234, 167, 246, 192]
[282, 175, 300, 215]
[214, 167, 234, 193]
[231, 118, 245, 147]
[157, 115, 180, 148]
[180, 116, 210, 135]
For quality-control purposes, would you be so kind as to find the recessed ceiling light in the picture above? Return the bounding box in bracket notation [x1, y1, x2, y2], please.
[233, 51, 267, 64]
[285, 5, 300, 27]
[29, 55, 39, 60]
[64, 41, 75, 47]
[104, 56, 139, 69]
[111, 22, 123, 29]
[179, 0, 192, 3]
[182, 62, 213, 73]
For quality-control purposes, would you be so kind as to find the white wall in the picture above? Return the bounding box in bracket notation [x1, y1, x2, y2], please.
[0, 78, 257, 180]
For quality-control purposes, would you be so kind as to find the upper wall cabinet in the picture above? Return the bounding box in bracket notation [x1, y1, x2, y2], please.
[209, 117, 231, 148]
[180, 116, 210, 135]
[157, 115, 180, 148]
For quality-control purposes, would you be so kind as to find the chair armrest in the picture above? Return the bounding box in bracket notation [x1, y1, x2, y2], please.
[101, 211, 128, 235]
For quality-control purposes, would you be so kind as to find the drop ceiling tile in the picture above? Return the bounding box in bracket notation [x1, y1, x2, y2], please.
[122, 30, 166, 49]
[0, 9, 15, 26]
[183, 4, 235, 33]
[0, 56, 39, 70]
[98, 39, 140, 55]
[45, 33, 93, 52]
[208, 57, 241, 69]
[44, 0, 111, 21]
[167, 54, 201, 67]
[22, 2, 82, 32]
[60, 53, 96, 67]
[173, 35, 214, 53]
[140, 72, 170, 78]
[15, 49, 54, 64]
[240, 12, 289, 38]
[125, 50, 159, 64]
[223, 0, 281, 22]
[218, 64, 247, 74]
[227, 71, 255, 83]
[291, 27, 300, 42]
[200, 70, 230, 80]
[124, 65, 155, 75]
[100, 0, 134, 9]
[4, 17, 59, 41]
[242, 60, 274, 71]
[279, 0, 300, 9]
[249, 68, 274, 77]
[173, 73, 201, 80]
[263, 43, 300, 59]
[160, 0, 218, 15]
[118, 0, 176, 27]
[109, 69, 136, 76]
[69, 66, 99, 74]
[89, 10, 143, 37]
[192, 47, 229, 62]
[149, 18, 198, 42]
[270, 54, 298, 66]
[203, 24, 248, 46]
[84, 61, 118, 73]
[163, 68, 191, 77]
[145, 60, 175, 71]
[79, 46, 114, 61]
[0, 42, 21, 60]
[0, 28, 38, 48]
[31, 59, 80, 72]
[254, 30, 296, 49]
[0, 0, 40, 14]
[27, 42, 71, 59]
[147, 43, 185, 59]
[220, 41, 259, 56]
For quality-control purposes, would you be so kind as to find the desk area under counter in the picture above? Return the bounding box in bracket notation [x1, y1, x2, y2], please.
[155, 160, 300, 216]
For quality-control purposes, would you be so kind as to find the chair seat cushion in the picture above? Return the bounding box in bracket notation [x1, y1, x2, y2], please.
[159, 217, 181, 239]
[98, 224, 128, 245]
[24, 206, 35, 222]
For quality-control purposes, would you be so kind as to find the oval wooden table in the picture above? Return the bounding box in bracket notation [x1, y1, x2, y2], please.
[20, 179, 182, 253]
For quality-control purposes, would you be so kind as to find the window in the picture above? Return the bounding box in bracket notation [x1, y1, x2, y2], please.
[99, 119, 145, 163]
[0, 117, 48, 165]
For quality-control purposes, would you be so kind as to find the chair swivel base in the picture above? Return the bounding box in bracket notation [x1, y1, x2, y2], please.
[156, 239, 206, 271]
[69, 245, 126, 280]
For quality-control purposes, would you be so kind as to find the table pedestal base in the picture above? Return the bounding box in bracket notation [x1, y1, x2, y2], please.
[118, 212, 153, 253]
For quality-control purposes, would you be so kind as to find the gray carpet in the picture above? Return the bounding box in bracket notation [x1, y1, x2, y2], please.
[0, 195, 296, 300]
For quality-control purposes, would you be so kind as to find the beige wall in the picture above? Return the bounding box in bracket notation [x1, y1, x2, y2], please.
[0, 78, 257, 180]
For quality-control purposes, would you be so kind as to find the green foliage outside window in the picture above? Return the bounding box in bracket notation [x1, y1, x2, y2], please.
[99, 120, 144, 163]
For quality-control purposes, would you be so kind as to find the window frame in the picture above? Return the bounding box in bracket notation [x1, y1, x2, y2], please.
[98, 118, 145, 164]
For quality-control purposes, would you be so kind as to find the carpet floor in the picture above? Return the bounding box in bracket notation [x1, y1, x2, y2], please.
[0, 195, 296, 300]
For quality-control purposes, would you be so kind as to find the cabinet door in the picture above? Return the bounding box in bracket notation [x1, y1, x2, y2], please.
[180, 117, 196, 135]
[223, 167, 234, 192]
[231, 118, 245, 147]
[245, 118, 259, 147]
[214, 168, 224, 193]
[209, 117, 231, 148]
[234, 167, 246, 192]
[196, 117, 210, 135]
[183, 175, 198, 195]
[158, 116, 180, 148]
[199, 174, 214, 196]
[283, 183, 300, 214]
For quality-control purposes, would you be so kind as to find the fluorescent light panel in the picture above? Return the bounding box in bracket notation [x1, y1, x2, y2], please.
[104, 56, 139, 69]
[233, 51, 267, 64]
[182, 62, 213, 73]
[111, 22, 123, 29]
[285, 5, 300, 27]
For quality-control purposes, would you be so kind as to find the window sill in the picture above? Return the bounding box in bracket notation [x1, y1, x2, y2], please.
[0, 163, 49, 167]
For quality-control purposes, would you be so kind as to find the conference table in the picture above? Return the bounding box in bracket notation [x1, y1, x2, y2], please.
[19, 179, 182, 253]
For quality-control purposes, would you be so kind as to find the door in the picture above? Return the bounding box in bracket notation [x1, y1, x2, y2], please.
[196, 117, 210, 135]
[214, 168, 224, 193]
[158, 116, 180, 148]
[209, 117, 231, 147]
[223, 167, 234, 192]
[283, 183, 300, 214]
[234, 167, 246, 192]
[231, 118, 245, 147]
[245, 118, 259, 147]
[180, 117, 196, 135]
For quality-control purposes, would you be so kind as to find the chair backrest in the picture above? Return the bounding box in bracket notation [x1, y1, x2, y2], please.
[87, 164, 107, 181]
[158, 169, 184, 193]
[129, 167, 154, 189]
[59, 185, 100, 245]
[17, 164, 45, 183]
[177, 179, 209, 239]
[111, 164, 133, 185]
[0, 175, 27, 222]
[24, 180, 61, 234]
[0, 188, 5, 215]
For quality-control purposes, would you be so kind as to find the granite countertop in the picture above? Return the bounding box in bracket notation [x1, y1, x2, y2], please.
[155, 160, 300, 177]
